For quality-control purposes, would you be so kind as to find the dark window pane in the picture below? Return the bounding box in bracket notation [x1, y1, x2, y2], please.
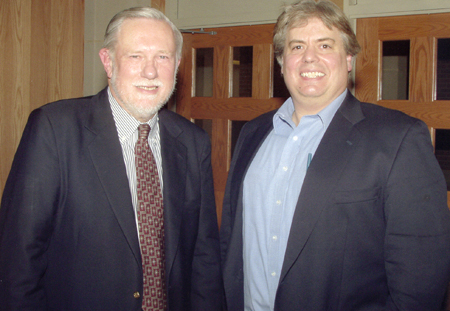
[195, 48, 214, 97]
[437, 38, 450, 100]
[273, 57, 290, 98]
[382, 40, 410, 100]
[232, 46, 253, 97]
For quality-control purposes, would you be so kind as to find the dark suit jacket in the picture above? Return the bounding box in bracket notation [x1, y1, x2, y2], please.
[0, 88, 222, 310]
[220, 92, 450, 311]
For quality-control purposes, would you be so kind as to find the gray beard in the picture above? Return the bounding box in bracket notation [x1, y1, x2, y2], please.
[109, 74, 177, 121]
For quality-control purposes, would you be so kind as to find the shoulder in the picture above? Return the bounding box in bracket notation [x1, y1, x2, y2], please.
[31, 90, 105, 121]
[360, 102, 417, 124]
[247, 110, 277, 127]
[358, 102, 426, 137]
[158, 109, 210, 143]
[341, 100, 432, 155]
[340, 93, 419, 128]
[159, 109, 198, 129]
[238, 110, 276, 137]
[341, 94, 425, 133]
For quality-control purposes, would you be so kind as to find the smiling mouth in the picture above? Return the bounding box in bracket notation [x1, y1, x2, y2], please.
[137, 86, 158, 91]
[301, 72, 325, 78]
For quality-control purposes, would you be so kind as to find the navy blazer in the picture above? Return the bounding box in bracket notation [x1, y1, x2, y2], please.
[220, 92, 450, 311]
[0, 88, 222, 310]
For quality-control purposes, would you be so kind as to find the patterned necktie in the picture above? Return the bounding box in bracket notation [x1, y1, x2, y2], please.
[135, 124, 167, 310]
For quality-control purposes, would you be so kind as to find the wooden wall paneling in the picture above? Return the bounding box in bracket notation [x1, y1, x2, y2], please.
[71, 1, 85, 99]
[29, 0, 84, 111]
[355, 18, 379, 104]
[191, 97, 284, 120]
[378, 15, 430, 40]
[410, 36, 433, 102]
[253, 44, 273, 99]
[61, 0, 84, 100]
[30, 0, 50, 111]
[0, 0, 84, 198]
[48, 0, 84, 104]
[0, 0, 32, 196]
[432, 13, 450, 37]
[214, 45, 231, 99]
[190, 24, 274, 47]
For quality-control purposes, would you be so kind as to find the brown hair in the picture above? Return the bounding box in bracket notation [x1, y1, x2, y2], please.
[273, 0, 360, 65]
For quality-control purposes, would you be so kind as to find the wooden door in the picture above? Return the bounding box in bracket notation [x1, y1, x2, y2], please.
[355, 13, 450, 207]
[175, 24, 288, 225]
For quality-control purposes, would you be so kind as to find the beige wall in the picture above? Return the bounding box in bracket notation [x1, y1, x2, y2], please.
[345, 0, 450, 18]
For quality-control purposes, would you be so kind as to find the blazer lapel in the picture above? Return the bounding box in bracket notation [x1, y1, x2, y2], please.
[229, 112, 275, 211]
[222, 112, 275, 310]
[280, 93, 365, 282]
[158, 110, 187, 277]
[84, 89, 141, 266]
[226, 113, 274, 258]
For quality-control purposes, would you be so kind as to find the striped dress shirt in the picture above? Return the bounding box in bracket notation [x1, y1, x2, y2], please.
[108, 88, 163, 230]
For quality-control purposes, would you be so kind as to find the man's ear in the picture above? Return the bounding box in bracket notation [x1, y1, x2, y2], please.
[347, 54, 353, 73]
[280, 57, 284, 76]
[99, 48, 113, 79]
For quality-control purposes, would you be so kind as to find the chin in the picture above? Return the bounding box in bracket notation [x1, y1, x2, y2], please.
[136, 102, 166, 119]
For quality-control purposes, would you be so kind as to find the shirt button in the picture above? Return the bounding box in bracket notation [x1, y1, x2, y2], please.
[276, 200, 281, 205]
[293, 136, 298, 141]
[283, 166, 288, 171]
[273, 235, 278, 240]
[271, 272, 277, 277]
[133, 291, 140, 298]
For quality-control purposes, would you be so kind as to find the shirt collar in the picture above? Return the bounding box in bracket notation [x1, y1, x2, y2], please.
[108, 87, 159, 144]
[273, 89, 347, 133]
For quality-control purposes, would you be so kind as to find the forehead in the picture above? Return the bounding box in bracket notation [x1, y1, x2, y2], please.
[117, 18, 176, 50]
[286, 17, 341, 42]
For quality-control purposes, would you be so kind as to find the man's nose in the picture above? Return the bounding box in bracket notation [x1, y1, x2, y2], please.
[303, 46, 319, 63]
[142, 59, 157, 79]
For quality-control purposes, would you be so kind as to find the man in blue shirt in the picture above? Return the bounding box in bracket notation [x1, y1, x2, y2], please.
[220, 0, 450, 310]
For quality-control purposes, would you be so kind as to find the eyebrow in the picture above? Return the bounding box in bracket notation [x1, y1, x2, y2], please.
[157, 49, 174, 54]
[288, 37, 336, 46]
[127, 48, 174, 55]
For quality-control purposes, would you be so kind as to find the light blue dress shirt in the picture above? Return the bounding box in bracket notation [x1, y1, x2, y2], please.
[242, 90, 347, 310]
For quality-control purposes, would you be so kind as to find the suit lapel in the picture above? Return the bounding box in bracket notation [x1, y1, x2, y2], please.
[230, 112, 275, 211]
[84, 89, 141, 266]
[222, 112, 275, 310]
[158, 110, 187, 277]
[280, 94, 365, 282]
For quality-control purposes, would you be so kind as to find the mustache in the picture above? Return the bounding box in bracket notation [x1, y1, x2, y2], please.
[132, 80, 163, 87]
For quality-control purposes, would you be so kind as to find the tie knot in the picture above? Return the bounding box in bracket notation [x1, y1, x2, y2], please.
[138, 124, 150, 140]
